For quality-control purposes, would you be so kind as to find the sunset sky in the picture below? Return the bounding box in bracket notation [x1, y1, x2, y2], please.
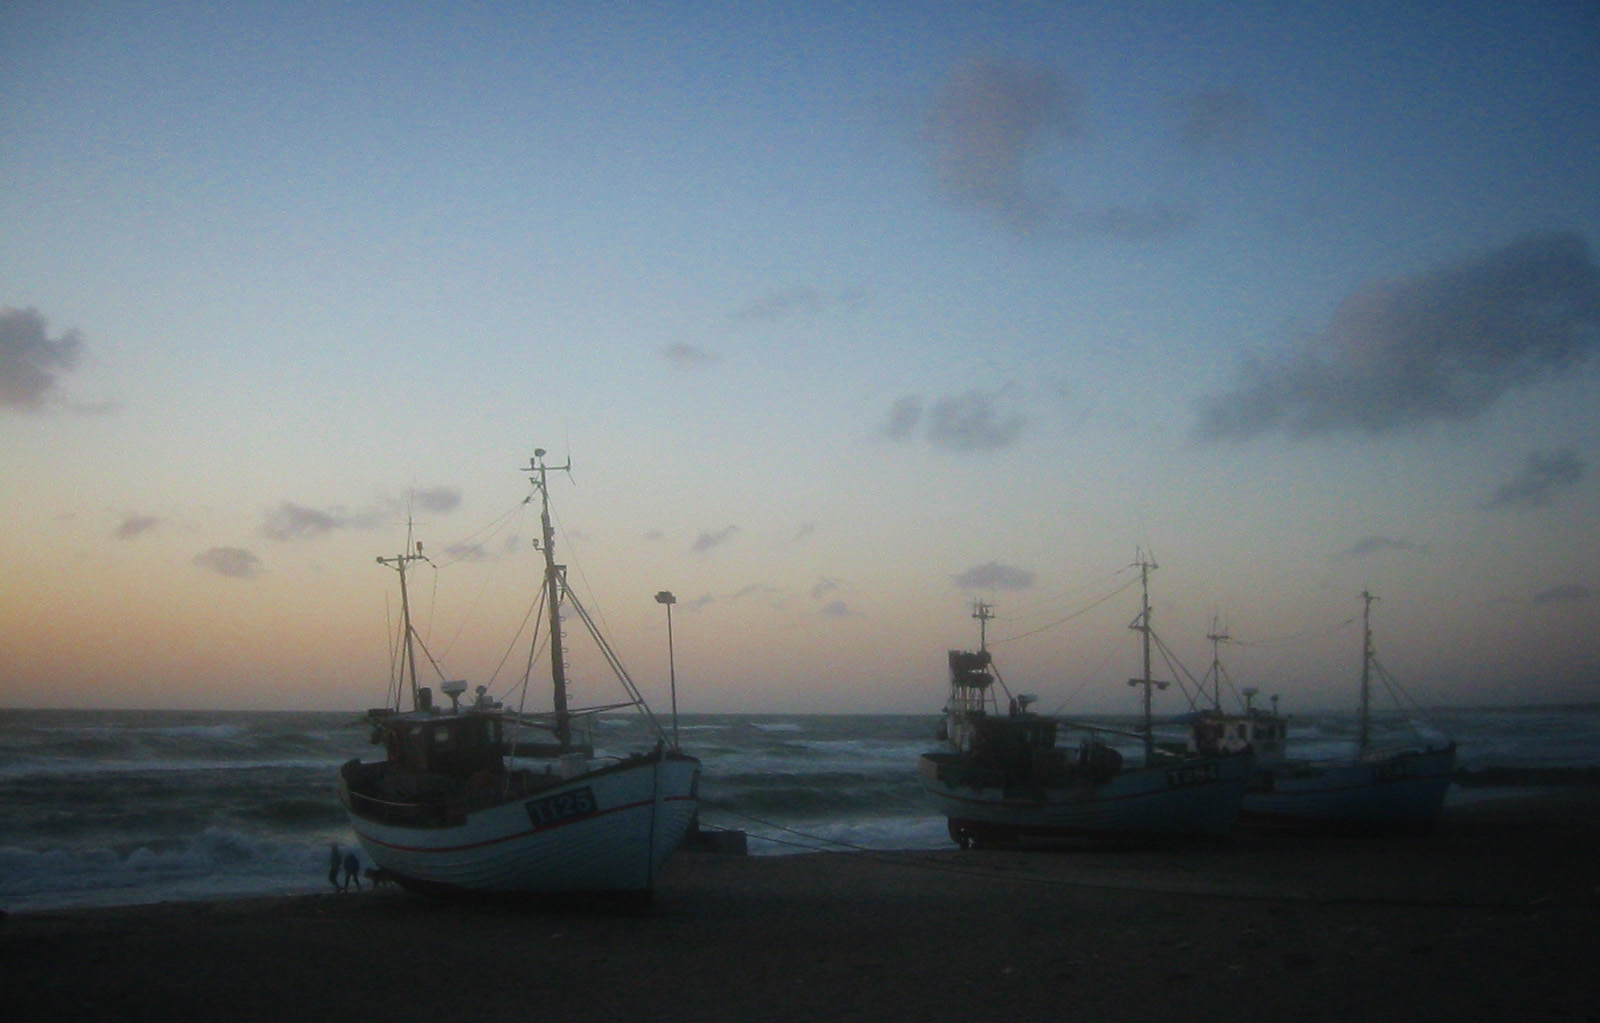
[3, 2, 1597, 715]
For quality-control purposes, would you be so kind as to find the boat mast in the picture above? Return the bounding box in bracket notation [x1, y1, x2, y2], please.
[972, 600, 993, 652]
[1207, 614, 1228, 713]
[525, 449, 574, 747]
[1127, 552, 1165, 761]
[1358, 590, 1376, 752]
[377, 541, 428, 711]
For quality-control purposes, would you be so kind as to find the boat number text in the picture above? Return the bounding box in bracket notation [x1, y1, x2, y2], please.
[525, 786, 598, 828]
[1166, 762, 1220, 788]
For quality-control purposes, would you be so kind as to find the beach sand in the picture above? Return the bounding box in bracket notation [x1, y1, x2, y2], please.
[5, 791, 1598, 1023]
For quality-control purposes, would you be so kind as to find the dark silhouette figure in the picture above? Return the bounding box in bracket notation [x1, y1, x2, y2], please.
[342, 850, 361, 891]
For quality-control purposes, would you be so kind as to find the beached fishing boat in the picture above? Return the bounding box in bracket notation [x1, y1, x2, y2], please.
[919, 558, 1254, 846]
[339, 451, 701, 898]
[1187, 592, 1455, 832]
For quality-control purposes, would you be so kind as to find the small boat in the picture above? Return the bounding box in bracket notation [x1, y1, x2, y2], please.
[919, 557, 1254, 846]
[1188, 592, 1455, 833]
[339, 451, 701, 899]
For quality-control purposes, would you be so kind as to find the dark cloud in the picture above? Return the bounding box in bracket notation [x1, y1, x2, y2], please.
[113, 513, 159, 540]
[1483, 449, 1586, 510]
[662, 343, 718, 366]
[1337, 536, 1430, 559]
[261, 502, 344, 541]
[193, 547, 264, 579]
[881, 394, 924, 440]
[0, 306, 84, 411]
[732, 287, 867, 323]
[691, 525, 740, 554]
[443, 542, 492, 562]
[953, 561, 1036, 591]
[923, 57, 1193, 239]
[925, 57, 1075, 234]
[926, 391, 1027, 451]
[411, 486, 461, 514]
[1194, 233, 1600, 441]
[1531, 583, 1592, 606]
[819, 600, 863, 618]
[882, 391, 1027, 451]
[1177, 89, 1259, 153]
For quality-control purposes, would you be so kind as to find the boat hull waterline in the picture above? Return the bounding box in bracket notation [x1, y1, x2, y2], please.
[343, 751, 699, 894]
[920, 750, 1254, 842]
[1240, 745, 1456, 832]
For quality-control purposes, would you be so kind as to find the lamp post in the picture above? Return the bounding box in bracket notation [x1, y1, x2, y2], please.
[654, 590, 679, 750]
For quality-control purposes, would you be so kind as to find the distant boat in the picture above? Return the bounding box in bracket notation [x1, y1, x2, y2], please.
[919, 557, 1254, 846]
[1187, 592, 1455, 833]
[339, 451, 701, 900]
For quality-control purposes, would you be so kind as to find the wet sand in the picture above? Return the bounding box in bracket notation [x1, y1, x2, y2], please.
[5, 791, 1598, 1023]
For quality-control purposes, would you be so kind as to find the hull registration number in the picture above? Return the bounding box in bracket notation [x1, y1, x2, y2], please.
[525, 786, 598, 828]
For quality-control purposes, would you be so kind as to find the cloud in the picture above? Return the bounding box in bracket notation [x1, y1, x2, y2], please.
[953, 561, 1036, 591]
[261, 488, 460, 541]
[926, 391, 1028, 451]
[443, 542, 492, 562]
[1531, 583, 1592, 606]
[1176, 89, 1259, 153]
[1483, 449, 1586, 510]
[819, 600, 863, 618]
[0, 306, 84, 411]
[881, 390, 1028, 451]
[1194, 233, 1600, 441]
[193, 547, 264, 579]
[1337, 536, 1431, 559]
[732, 286, 867, 323]
[691, 525, 740, 554]
[411, 486, 461, 514]
[810, 576, 844, 601]
[662, 343, 719, 366]
[924, 57, 1076, 234]
[113, 513, 160, 540]
[881, 394, 924, 439]
[261, 502, 345, 541]
[922, 57, 1193, 239]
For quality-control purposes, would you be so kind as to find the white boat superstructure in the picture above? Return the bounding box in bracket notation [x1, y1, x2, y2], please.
[340, 450, 700, 898]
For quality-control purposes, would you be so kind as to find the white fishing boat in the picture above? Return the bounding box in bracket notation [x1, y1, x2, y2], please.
[919, 558, 1254, 846]
[339, 451, 701, 899]
[1188, 592, 1455, 832]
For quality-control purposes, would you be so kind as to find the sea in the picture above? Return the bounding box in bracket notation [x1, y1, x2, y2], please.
[3, 705, 1597, 913]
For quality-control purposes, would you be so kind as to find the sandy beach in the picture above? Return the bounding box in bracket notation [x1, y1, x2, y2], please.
[6, 791, 1598, 1023]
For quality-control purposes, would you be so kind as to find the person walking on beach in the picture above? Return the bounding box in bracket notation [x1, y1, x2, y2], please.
[342, 850, 362, 891]
[327, 843, 342, 890]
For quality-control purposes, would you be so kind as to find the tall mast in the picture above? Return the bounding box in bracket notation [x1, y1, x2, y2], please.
[377, 541, 428, 711]
[1206, 615, 1229, 713]
[1127, 552, 1164, 761]
[1358, 590, 1376, 752]
[525, 449, 574, 747]
[972, 600, 993, 652]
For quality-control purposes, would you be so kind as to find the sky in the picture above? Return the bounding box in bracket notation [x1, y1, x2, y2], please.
[3, 1, 1598, 716]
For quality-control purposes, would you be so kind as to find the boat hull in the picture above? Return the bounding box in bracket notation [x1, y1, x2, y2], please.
[1241, 745, 1456, 832]
[342, 751, 700, 895]
[919, 751, 1254, 842]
